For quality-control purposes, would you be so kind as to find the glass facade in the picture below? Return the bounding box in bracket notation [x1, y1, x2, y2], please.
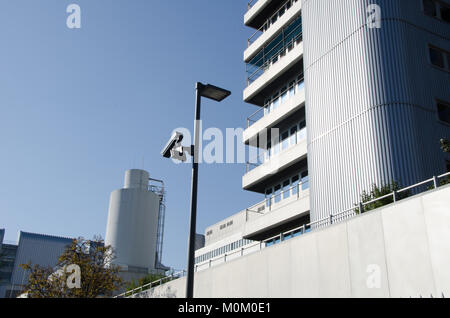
[265, 168, 309, 208]
[261, 118, 307, 164]
[263, 74, 304, 116]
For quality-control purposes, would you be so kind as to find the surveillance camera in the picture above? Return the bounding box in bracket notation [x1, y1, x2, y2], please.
[161, 132, 184, 159]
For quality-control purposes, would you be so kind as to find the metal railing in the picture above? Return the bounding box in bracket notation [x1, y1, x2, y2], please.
[246, 76, 304, 128]
[115, 270, 187, 298]
[305, 172, 450, 231]
[194, 172, 450, 274]
[118, 172, 450, 297]
[246, 25, 302, 86]
[248, 0, 299, 47]
[245, 130, 307, 173]
[245, 180, 309, 218]
[247, 107, 267, 128]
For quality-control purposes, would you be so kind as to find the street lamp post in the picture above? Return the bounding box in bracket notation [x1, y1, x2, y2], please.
[186, 82, 231, 298]
[162, 82, 231, 298]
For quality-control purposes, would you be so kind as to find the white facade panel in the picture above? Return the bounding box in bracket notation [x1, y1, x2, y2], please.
[302, 0, 450, 223]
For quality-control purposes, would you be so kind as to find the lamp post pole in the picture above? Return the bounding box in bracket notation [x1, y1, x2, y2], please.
[185, 82, 203, 299]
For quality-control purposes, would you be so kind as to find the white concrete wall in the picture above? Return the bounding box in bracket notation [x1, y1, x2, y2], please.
[138, 185, 450, 298]
[204, 211, 247, 246]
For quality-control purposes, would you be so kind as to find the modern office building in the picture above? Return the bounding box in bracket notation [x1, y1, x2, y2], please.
[105, 169, 168, 284]
[0, 231, 73, 298]
[303, 0, 450, 224]
[196, 0, 310, 266]
[195, 0, 450, 269]
[243, 0, 310, 237]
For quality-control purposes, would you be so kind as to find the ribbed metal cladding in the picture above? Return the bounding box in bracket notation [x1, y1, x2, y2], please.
[10, 232, 73, 287]
[302, 0, 450, 223]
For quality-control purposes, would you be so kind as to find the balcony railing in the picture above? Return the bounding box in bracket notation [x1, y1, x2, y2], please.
[246, 181, 309, 217]
[195, 172, 450, 272]
[248, 0, 258, 10]
[115, 270, 187, 298]
[246, 23, 302, 86]
[246, 127, 307, 173]
[246, 75, 304, 128]
[247, 0, 300, 47]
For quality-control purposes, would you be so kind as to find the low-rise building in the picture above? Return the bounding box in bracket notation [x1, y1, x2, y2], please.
[0, 230, 73, 298]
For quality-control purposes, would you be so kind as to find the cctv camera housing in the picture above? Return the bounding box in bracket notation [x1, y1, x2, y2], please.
[161, 132, 184, 158]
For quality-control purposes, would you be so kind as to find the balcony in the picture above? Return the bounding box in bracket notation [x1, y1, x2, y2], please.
[245, 0, 302, 61]
[244, 75, 305, 144]
[244, 30, 303, 105]
[245, 0, 273, 29]
[243, 184, 310, 240]
[243, 134, 308, 191]
[194, 182, 310, 271]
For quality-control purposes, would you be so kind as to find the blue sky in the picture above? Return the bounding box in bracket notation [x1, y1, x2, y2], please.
[0, 1, 261, 270]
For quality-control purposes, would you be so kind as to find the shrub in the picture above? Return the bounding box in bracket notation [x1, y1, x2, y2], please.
[355, 182, 410, 214]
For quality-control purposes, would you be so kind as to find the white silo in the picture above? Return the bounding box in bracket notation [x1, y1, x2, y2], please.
[105, 169, 166, 282]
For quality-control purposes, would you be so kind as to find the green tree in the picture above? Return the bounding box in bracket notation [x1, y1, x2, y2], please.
[126, 273, 167, 292]
[355, 182, 410, 214]
[441, 138, 450, 153]
[439, 139, 450, 186]
[21, 237, 123, 298]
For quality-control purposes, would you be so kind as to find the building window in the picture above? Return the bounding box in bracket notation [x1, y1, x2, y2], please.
[283, 180, 291, 199]
[301, 170, 310, 190]
[437, 101, 450, 124]
[298, 120, 307, 141]
[423, 0, 450, 23]
[262, 74, 304, 116]
[429, 46, 448, 70]
[291, 175, 300, 195]
[264, 119, 306, 159]
[442, 3, 450, 22]
[290, 126, 298, 145]
[265, 188, 273, 208]
[424, 0, 438, 16]
[264, 168, 309, 205]
[281, 130, 290, 150]
[274, 184, 282, 203]
[246, 15, 303, 84]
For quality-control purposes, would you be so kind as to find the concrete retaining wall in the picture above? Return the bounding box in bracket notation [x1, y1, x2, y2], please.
[138, 185, 450, 298]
